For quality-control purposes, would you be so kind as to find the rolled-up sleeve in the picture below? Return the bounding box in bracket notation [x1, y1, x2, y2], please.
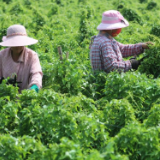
[29, 53, 43, 89]
[101, 41, 132, 72]
[117, 42, 144, 58]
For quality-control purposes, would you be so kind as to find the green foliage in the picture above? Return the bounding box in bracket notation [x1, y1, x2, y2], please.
[55, 0, 61, 5]
[1, 0, 160, 159]
[121, 8, 142, 24]
[103, 71, 160, 121]
[113, 123, 160, 160]
[31, 8, 46, 31]
[2, 0, 12, 4]
[78, 0, 87, 5]
[86, 5, 95, 19]
[117, 4, 124, 10]
[79, 10, 89, 43]
[0, 80, 19, 100]
[48, 3, 59, 16]
[0, 101, 20, 135]
[0, 28, 7, 45]
[24, 0, 31, 6]
[90, 71, 107, 99]
[9, 2, 24, 15]
[102, 99, 137, 136]
[150, 25, 160, 37]
[117, 1, 126, 10]
[139, 0, 148, 3]
[139, 38, 160, 78]
[147, 1, 157, 10]
[43, 58, 87, 95]
[104, 72, 155, 106]
[143, 104, 160, 128]
[45, 138, 84, 159]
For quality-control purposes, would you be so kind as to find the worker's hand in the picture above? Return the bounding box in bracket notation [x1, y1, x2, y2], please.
[30, 84, 39, 93]
[142, 42, 154, 49]
[129, 58, 140, 70]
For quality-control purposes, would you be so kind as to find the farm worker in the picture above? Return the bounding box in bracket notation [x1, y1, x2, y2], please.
[0, 24, 43, 93]
[90, 10, 152, 73]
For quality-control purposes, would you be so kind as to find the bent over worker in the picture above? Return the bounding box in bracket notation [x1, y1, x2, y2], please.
[0, 24, 43, 92]
[90, 10, 152, 73]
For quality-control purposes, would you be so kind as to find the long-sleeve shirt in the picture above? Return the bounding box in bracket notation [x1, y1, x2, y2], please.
[90, 33, 144, 73]
[0, 47, 43, 92]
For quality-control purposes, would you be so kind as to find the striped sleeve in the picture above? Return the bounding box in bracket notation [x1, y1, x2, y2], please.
[101, 41, 132, 72]
[117, 42, 144, 57]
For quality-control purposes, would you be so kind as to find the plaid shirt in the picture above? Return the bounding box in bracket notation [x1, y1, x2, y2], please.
[90, 33, 144, 73]
[0, 47, 43, 92]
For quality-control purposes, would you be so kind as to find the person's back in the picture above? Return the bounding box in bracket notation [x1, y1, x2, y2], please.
[90, 34, 116, 72]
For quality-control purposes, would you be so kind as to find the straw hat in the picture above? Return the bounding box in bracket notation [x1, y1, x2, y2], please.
[0, 24, 38, 47]
[97, 10, 129, 30]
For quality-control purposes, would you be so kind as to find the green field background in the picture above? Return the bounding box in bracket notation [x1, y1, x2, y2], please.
[1, 0, 160, 159]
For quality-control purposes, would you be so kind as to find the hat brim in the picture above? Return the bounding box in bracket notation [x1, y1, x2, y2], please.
[0, 35, 38, 47]
[97, 19, 129, 30]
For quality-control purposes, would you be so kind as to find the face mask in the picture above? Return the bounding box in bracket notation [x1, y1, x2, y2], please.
[111, 28, 122, 37]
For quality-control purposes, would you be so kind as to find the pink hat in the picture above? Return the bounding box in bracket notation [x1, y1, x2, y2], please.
[0, 24, 38, 47]
[97, 10, 129, 30]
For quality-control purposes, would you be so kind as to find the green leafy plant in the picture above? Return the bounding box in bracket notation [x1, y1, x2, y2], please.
[1, 0, 160, 159]
[150, 25, 160, 37]
[139, 0, 148, 3]
[147, 1, 157, 10]
[139, 38, 160, 78]
[121, 8, 142, 24]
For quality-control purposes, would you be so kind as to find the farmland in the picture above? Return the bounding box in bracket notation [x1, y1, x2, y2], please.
[1, 0, 160, 159]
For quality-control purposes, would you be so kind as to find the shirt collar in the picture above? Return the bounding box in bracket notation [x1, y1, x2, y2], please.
[18, 47, 25, 62]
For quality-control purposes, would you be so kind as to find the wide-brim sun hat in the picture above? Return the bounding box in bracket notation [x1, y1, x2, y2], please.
[0, 24, 38, 47]
[97, 10, 129, 30]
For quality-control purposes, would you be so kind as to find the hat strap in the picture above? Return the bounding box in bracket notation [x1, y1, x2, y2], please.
[7, 33, 27, 38]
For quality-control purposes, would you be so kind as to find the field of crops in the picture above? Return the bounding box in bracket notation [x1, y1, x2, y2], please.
[1, 0, 160, 159]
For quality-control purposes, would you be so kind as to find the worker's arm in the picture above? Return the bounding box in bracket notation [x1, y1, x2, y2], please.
[28, 53, 43, 92]
[117, 42, 144, 58]
[101, 40, 132, 72]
